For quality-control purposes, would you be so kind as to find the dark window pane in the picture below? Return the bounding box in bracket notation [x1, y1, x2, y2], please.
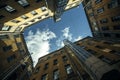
[100, 18, 108, 24]
[41, 74, 47, 80]
[62, 56, 68, 62]
[103, 33, 111, 37]
[111, 15, 120, 22]
[99, 55, 113, 64]
[97, 7, 104, 13]
[53, 59, 58, 65]
[113, 25, 120, 30]
[44, 63, 49, 70]
[7, 54, 16, 63]
[101, 26, 109, 31]
[3, 45, 12, 52]
[115, 34, 120, 38]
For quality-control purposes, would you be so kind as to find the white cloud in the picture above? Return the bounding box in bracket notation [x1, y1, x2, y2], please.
[25, 29, 56, 66]
[62, 27, 72, 40]
[56, 27, 83, 48]
[56, 37, 64, 48]
[74, 36, 82, 41]
[56, 27, 72, 48]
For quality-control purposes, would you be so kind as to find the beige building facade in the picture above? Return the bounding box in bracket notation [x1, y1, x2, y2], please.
[82, 0, 120, 41]
[0, 33, 33, 80]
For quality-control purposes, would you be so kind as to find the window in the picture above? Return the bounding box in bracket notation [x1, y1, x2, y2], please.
[97, 7, 104, 13]
[41, 74, 48, 80]
[62, 56, 68, 62]
[0, 15, 5, 19]
[35, 66, 40, 73]
[101, 26, 109, 31]
[14, 34, 19, 38]
[11, 19, 20, 23]
[103, 33, 111, 37]
[60, 51, 63, 54]
[30, 19, 35, 22]
[99, 55, 112, 64]
[115, 33, 120, 38]
[46, 56, 51, 60]
[92, 22, 97, 26]
[65, 64, 73, 75]
[2, 26, 11, 31]
[87, 49, 97, 55]
[108, 0, 120, 9]
[86, 5, 92, 10]
[53, 59, 58, 65]
[30, 11, 38, 15]
[0, 35, 9, 39]
[17, 0, 29, 7]
[19, 50, 25, 54]
[23, 23, 29, 25]
[3, 45, 12, 52]
[32, 78, 36, 80]
[16, 42, 22, 49]
[5, 5, 16, 12]
[41, 7, 47, 11]
[7, 54, 16, 63]
[95, 45, 104, 49]
[21, 15, 29, 19]
[53, 69, 59, 80]
[95, 0, 102, 4]
[44, 63, 49, 70]
[38, 16, 41, 19]
[100, 18, 108, 24]
[103, 41, 113, 45]
[85, 0, 90, 3]
[89, 13, 94, 17]
[36, 0, 42, 2]
[111, 15, 120, 22]
[45, 13, 49, 16]
[113, 25, 120, 30]
[110, 50, 120, 56]
[15, 27, 22, 31]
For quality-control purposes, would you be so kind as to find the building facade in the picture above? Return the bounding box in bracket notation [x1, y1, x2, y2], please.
[0, 0, 83, 80]
[30, 36, 120, 80]
[82, 0, 120, 41]
[0, 33, 33, 80]
[66, 36, 120, 80]
[0, 0, 83, 33]
[30, 47, 91, 80]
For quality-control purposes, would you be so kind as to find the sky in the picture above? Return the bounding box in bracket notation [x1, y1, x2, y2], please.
[24, 4, 92, 66]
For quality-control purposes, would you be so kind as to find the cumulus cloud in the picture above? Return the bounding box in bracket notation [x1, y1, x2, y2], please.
[56, 37, 64, 48]
[56, 27, 83, 48]
[25, 29, 56, 66]
[56, 27, 72, 48]
[62, 27, 72, 40]
[74, 36, 82, 41]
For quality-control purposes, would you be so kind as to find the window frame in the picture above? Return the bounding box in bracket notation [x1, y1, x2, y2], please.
[17, 0, 29, 7]
[4, 5, 16, 13]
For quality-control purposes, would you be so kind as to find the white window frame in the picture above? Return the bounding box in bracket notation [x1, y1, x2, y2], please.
[18, 0, 29, 7]
[41, 7, 47, 11]
[11, 19, 20, 23]
[5, 5, 15, 12]
[30, 11, 38, 15]
[21, 15, 28, 19]
[2, 25, 11, 31]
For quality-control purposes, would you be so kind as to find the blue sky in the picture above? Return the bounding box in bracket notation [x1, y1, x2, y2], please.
[24, 4, 92, 66]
